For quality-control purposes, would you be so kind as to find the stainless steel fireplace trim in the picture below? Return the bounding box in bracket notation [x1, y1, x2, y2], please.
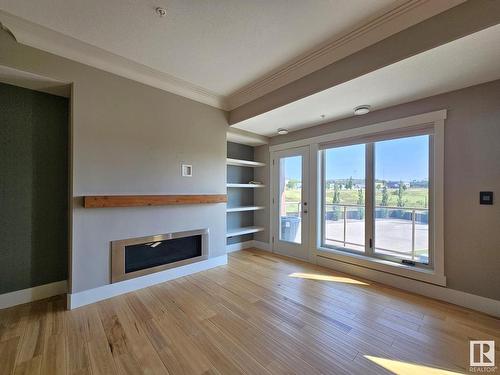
[111, 228, 209, 283]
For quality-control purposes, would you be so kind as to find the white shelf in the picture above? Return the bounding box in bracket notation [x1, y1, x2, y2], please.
[226, 226, 265, 237]
[226, 158, 266, 167]
[227, 183, 265, 188]
[227, 206, 265, 213]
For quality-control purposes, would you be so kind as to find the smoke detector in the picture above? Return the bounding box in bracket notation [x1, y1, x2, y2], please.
[354, 105, 371, 116]
[277, 128, 289, 135]
[155, 7, 167, 17]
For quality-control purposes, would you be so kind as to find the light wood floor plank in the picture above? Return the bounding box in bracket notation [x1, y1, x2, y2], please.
[0, 337, 20, 375]
[1, 249, 498, 374]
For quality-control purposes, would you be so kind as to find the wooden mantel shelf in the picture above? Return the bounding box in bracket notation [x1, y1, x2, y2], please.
[83, 194, 227, 208]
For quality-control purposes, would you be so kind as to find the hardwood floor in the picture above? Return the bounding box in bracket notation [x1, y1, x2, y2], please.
[1, 249, 499, 374]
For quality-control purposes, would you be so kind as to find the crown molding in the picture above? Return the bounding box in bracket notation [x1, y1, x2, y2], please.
[226, 0, 465, 110]
[0, 11, 228, 110]
[0, 2, 464, 113]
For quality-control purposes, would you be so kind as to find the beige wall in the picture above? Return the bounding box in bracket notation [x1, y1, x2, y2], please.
[0, 30, 228, 293]
[269, 79, 500, 301]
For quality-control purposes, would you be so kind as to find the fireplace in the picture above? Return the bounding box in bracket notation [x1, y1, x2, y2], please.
[111, 229, 208, 283]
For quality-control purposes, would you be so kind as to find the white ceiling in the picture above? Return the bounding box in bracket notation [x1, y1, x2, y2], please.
[0, 0, 426, 97]
[232, 24, 500, 136]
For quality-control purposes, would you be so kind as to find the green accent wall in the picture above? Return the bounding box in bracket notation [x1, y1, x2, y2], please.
[0, 82, 68, 294]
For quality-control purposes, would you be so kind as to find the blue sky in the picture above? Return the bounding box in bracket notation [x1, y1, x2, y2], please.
[284, 135, 429, 181]
[374, 135, 429, 181]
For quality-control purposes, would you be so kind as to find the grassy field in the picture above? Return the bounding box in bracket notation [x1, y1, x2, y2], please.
[284, 187, 428, 212]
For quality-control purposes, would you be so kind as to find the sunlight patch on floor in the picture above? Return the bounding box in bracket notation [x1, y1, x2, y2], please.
[288, 272, 369, 285]
[364, 355, 463, 375]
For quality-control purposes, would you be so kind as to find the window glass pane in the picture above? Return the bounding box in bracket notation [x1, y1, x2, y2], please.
[323, 144, 365, 252]
[374, 135, 429, 263]
[279, 156, 302, 244]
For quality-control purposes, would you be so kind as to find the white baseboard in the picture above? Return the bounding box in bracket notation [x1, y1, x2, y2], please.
[226, 240, 271, 253]
[252, 240, 271, 252]
[317, 255, 500, 318]
[0, 280, 68, 309]
[67, 254, 227, 310]
[226, 240, 255, 253]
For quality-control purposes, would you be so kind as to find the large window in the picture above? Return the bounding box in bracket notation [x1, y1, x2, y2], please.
[323, 144, 365, 253]
[321, 133, 432, 269]
[374, 135, 430, 264]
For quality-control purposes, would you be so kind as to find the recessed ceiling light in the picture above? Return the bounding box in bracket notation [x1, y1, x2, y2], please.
[277, 128, 289, 135]
[155, 7, 167, 17]
[354, 105, 371, 116]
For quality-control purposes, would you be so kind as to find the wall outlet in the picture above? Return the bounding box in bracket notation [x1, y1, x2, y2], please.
[181, 164, 192, 177]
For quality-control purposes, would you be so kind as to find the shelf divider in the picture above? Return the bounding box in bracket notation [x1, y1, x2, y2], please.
[226, 226, 265, 237]
[227, 206, 265, 213]
[227, 183, 265, 188]
[226, 158, 266, 167]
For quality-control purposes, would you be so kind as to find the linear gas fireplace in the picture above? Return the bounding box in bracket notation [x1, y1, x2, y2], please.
[111, 229, 208, 283]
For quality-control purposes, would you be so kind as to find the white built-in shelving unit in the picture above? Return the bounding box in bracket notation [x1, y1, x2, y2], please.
[226, 157, 266, 239]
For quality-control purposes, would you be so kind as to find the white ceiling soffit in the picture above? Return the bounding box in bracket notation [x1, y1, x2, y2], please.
[227, 0, 465, 109]
[0, 64, 70, 97]
[232, 23, 500, 137]
[227, 128, 269, 147]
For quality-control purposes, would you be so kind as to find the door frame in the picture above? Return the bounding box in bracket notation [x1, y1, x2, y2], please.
[268, 110, 446, 285]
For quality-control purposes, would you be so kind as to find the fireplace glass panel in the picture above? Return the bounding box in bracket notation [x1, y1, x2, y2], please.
[124, 235, 202, 274]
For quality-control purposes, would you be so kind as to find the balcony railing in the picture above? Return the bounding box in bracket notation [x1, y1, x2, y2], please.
[323, 203, 429, 261]
[283, 201, 301, 216]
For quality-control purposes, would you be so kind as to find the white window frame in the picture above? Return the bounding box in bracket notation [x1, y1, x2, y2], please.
[269, 110, 446, 286]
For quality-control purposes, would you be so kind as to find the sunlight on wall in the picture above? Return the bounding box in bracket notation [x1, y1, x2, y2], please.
[364, 355, 463, 375]
[289, 272, 369, 285]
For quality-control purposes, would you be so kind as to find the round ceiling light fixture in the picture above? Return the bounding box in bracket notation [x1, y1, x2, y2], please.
[354, 105, 371, 116]
[277, 128, 289, 135]
[155, 7, 167, 17]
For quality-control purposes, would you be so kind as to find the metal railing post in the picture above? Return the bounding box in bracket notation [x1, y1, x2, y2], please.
[343, 205, 347, 247]
[411, 209, 416, 260]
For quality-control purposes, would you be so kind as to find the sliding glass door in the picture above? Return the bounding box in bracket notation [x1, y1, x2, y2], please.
[321, 133, 432, 268]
